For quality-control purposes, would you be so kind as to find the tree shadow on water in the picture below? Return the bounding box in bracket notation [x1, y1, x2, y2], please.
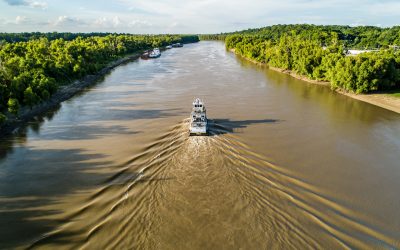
[208, 118, 281, 135]
[0, 107, 182, 160]
[0, 105, 62, 160]
[0, 147, 134, 249]
[91, 108, 184, 121]
[39, 124, 140, 141]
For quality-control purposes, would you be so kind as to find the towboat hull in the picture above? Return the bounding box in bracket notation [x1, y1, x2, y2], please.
[148, 54, 161, 58]
[189, 121, 208, 136]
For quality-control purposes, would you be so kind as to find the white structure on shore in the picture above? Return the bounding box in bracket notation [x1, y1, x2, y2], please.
[346, 49, 379, 56]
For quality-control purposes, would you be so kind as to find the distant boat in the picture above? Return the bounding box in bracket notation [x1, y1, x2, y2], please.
[166, 45, 173, 49]
[148, 48, 161, 58]
[141, 51, 150, 59]
[172, 43, 183, 48]
[189, 98, 208, 136]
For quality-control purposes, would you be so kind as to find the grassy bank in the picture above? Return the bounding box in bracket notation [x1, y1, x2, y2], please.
[390, 92, 400, 98]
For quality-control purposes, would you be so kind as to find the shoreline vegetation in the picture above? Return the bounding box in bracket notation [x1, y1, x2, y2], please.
[0, 34, 199, 135]
[0, 51, 142, 135]
[230, 48, 400, 113]
[201, 24, 400, 114]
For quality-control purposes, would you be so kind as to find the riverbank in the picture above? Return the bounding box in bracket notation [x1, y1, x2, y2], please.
[230, 49, 400, 114]
[0, 52, 143, 136]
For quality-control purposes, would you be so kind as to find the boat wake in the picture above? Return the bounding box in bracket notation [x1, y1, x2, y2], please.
[28, 119, 399, 249]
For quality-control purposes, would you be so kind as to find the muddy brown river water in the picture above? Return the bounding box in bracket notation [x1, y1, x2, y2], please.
[1, 41, 400, 249]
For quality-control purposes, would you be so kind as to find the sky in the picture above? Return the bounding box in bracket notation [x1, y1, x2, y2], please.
[0, 0, 399, 34]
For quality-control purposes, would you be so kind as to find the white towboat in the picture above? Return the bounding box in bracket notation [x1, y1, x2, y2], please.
[148, 48, 161, 58]
[189, 98, 208, 135]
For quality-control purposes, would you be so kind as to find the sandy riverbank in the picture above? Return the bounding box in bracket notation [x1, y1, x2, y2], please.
[338, 91, 400, 114]
[230, 49, 400, 114]
[0, 52, 143, 136]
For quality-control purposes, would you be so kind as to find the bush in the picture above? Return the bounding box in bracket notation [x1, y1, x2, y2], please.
[0, 112, 6, 126]
[7, 98, 19, 115]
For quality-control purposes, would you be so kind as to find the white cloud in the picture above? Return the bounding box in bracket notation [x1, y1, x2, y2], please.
[128, 19, 152, 28]
[112, 16, 121, 28]
[1, 15, 29, 25]
[53, 16, 85, 27]
[29, 1, 47, 9]
[3, 0, 47, 9]
[93, 17, 116, 28]
[93, 17, 108, 27]
[93, 16, 152, 29]
[15, 15, 28, 24]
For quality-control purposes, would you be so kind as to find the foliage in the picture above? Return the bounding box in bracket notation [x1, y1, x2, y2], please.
[7, 98, 19, 115]
[0, 34, 199, 123]
[199, 34, 228, 41]
[390, 92, 400, 98]
[0, 32, 112, 43]
[203, 24, 400, 49]
[180, 35, 200, 43]
[0, 112, 5, 125]
[223, 26, 400, 94]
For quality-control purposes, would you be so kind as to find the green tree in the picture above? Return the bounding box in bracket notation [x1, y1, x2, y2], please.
[7, 98, 19, 115]
[23, 87, 39, 108]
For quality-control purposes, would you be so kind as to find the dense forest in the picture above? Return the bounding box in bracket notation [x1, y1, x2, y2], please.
[0, 34, 199, 125]
[0, 32, 112, 43]
[201, 24, 400, 94]
[200, 24, 400, 49]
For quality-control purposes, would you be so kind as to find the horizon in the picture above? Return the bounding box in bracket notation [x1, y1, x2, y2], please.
[1, 23, 400, 35]
[0, 0, 399, 34]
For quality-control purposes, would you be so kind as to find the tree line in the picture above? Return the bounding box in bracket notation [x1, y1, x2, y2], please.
[0, 32, 201, 44]
[0, 32, 113, 44]
[198, 34, 227, 41]
[201, 24, 400, 49]
[0, 34, 199, 125]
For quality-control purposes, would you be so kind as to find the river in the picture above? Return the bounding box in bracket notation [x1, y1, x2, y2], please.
[1, 41, 400, 249]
